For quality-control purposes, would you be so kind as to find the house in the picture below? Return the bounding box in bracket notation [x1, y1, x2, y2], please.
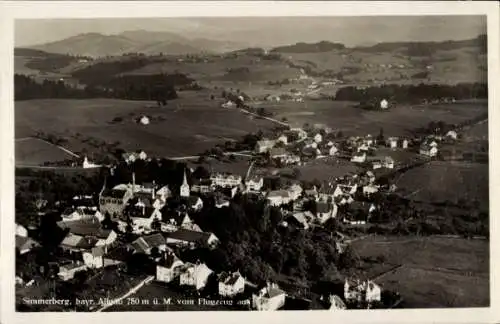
[156, 185, 173, 200]
[383, 156, 395, 169]
[366, 281, 382, 304]
[255, 139, 276, 153]
[165, 229, 219, 249]
[446, 130, 458, 140]
[304, 186, 318, 199]
[316, 202, 338, 224]
[282, 154, 301, 165]
[328, 295, 347, 310]
[252, 282, 286, 311]
[57, 217, 118, 250]
[386, 137, 398, 149]
[363, 185, 379, 196]
[351, 152, 366, 163]
[356, 142, 370, 152]
[380, 99, 389, 110]
[328, 145, 339, 156]
[277, 134, 288, 145]
[344, 278, 381, 305]
[210, 173, 242, 188]
[218, 271, 245, 297]
[420, 143, 438, 157]
[122, 151, 147, 164]
[222, 101, 234, 108]
[246, 176, 264, 192]
[161, 209, 194, 232]
[345, 202, 377, 225]
[401, 138, 409, 149]
[314, 133, 323, 143]
[287, 183, 303, 200]
[156, 250, 184, 283]
[16, 236, 40, 255]
[191, 180, 213, 194]
[270, 147, 288, 160]
[99, 186, 134, 219]
[364, 135, 374, 146]
[16, 224, 28, 237]
[179, 262, 213, 291]
[289, 211, 314, 230]
[215, 195, 231, 209]
[267, 190, 292, 206]
[126, 203, 162, 234]
[217, 185, 239, 199]
[62, 206, 105, 222]
[290, 128, 308, 140]
[128, 233, 169, 255]
[186, 196, 204, 212]
[58, 261, 87, 281]
[366, 171, 376, 184]
[82, 246, 106, 269]
[82, 156, 101, 169]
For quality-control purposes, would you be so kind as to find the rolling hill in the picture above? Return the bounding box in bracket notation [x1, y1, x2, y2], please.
[28, 31, 249, 58]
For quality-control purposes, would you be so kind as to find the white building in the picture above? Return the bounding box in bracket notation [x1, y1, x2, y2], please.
[218, 271, 245, 297]
[246, 177, 264, 192]
[179, 262, 213, 291]
[156, 251, 184, 283]
[210, 173, 242, 188]
[255, 139, 276, 153]
[252, 283, 286, 311]
[380, 99, 389, 110]
[314, 133, 323, 143]
[267, 190, 292, 206]
[82, 156, 101, 169]
[351, 152, 366, 163]
[139, 116, 150, 125]
[420, 144, 438, 157]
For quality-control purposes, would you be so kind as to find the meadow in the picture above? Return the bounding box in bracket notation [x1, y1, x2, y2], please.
[395, 161, 489, 209]
[15, 138, 76, 166]
[15, 92, 277, 160]
[352, 236, 489, 308]
[258, 100, 488, 137]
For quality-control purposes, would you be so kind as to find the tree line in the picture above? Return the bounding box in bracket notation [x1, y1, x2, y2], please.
[15, 73, 181, 102]
[335, 82, 487, 104]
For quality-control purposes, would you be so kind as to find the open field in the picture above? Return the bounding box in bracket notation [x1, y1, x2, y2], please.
[395, 161, 489, 209]
[15, 138, 77, 166]
[257, 100, 487, 136]
[352, 236, 489, 308]
[15, 93, 277, 159]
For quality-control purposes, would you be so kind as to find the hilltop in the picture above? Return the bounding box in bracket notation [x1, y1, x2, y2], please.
[28, 31, 249, 58]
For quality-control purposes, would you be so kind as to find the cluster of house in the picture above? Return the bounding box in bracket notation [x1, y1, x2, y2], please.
[265, 170, 380, 228]
[418, 131, 457, 157]
[255, 127, 340, 165]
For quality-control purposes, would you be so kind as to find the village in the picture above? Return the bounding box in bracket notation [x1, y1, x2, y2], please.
[15, 97, 471, 312]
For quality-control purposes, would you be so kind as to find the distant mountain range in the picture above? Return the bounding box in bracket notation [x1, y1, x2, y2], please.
[24, 29, 487, 58]
[27, 30, 249, 57]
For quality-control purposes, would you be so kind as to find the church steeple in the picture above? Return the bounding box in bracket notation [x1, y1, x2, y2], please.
[180, 168, 190, 198]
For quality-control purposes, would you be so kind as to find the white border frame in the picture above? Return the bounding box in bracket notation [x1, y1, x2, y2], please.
[1, 2, 499, 324]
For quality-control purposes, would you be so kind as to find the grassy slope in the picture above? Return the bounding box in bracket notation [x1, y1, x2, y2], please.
[259, 100, 487, 136]
[352, 236, 489, 308]
[15, 93, 277, 158]
[396, 161, 489, 209]
[15, 138, 76, 166]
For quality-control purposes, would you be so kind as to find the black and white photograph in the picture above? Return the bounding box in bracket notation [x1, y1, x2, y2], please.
[1, 1, 499, 322]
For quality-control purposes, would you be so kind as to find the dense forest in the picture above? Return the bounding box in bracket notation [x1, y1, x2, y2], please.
[335, 82, 488, 104]
[356, 35, 487, 55]
[272, 41, 346, 53]
[14, 73, 181, 102]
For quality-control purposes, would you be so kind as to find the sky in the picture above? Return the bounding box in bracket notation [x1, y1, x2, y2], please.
[15, 16, 487, 48]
